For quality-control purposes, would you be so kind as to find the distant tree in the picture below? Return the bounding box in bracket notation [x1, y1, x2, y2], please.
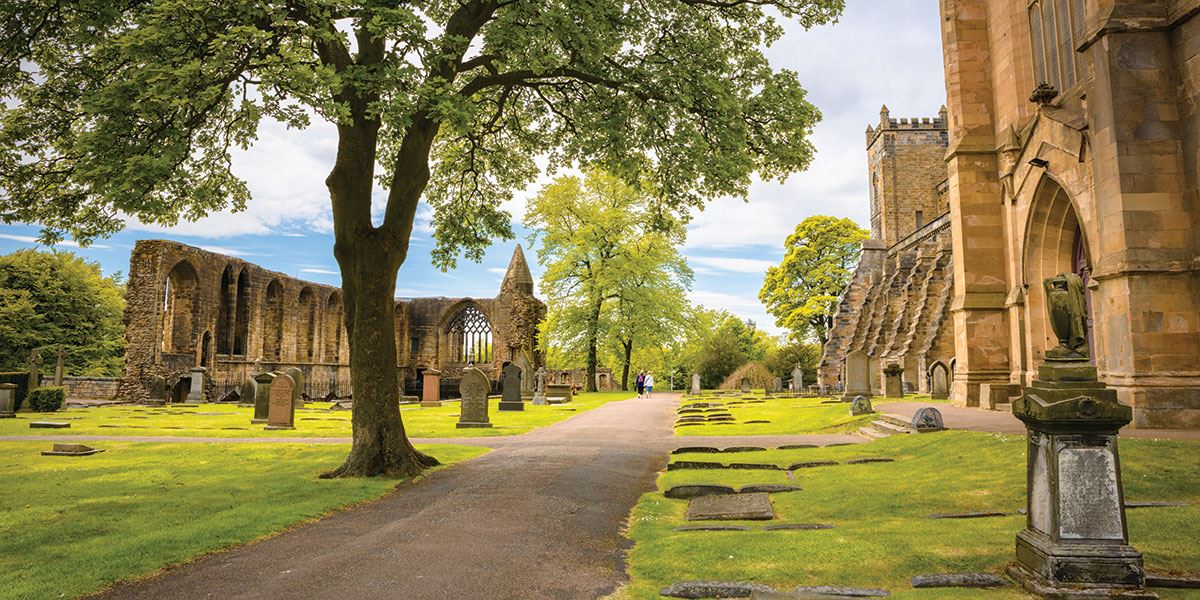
[2, 0, 838, 477]
[528, 171, 690, 392]
[763, 341, 821, 385]
[606, 242, 691, 391]
[759, 216, 869, 345]
[0, 250, 125, 375]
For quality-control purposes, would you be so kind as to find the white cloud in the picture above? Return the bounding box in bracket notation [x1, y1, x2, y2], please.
[0, 233, 112, 249]
[687, 255, 776, 275]
[198, 245, 255, 257]
[300, 268, 339, 275]
[486, 267, 507, 276]
[690, 289, 781, 336]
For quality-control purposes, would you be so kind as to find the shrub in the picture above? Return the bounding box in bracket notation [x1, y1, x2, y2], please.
[28, 386, 66, 412]
[720, 362, 775, 390]
[0, 371, 30, 411]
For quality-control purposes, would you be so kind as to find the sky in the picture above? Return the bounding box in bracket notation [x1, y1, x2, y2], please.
[0, 1, 947, 337]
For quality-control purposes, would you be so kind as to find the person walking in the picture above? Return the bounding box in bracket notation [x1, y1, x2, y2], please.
[643, 372, 655, 398]
[635, 371, 646, 398]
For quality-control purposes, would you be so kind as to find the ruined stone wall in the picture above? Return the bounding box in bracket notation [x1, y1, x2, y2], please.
[120, 240, 545, 403]
[59, 376, 121, 400]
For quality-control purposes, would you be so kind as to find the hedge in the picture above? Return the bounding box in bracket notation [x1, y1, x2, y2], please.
[0, 372, 31, 411]
[27, 386, 66, 412]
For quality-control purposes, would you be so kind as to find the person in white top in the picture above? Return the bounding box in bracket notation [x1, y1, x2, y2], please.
[643, 372, 655, 397]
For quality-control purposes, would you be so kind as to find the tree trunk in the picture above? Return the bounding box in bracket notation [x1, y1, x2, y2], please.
[321, 239, 438, 478]
[585, 296, 602, 393]
[620, 338, 633, 391]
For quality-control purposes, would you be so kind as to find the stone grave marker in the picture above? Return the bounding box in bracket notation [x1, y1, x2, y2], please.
[239, 379, 256, 407]
[41, 443, 104, 456]
[186, 367, 206, 403]
[739, 377, 750, 393]
[421, 368, 442, 407]
[27, 349, 42, 392]
[911, 407, 945, 431]
[264, 372, 295, 430]
[457, 367, 492, 428]
[929, 362, 950, 399]
[0, 383, 16, 418]
[251, 372, 276, 424]
[690, 373, 701, 395]
[773, 377, 783, 392]
[498, 362, 524, 411]
[282, 367, 305, 408]
[849, 395, 874, 416]
[53, 346, 65, 386]
[791, 366, 803, 391]
[883, 363, 904, 398]
[686, 492, 774, 521]
[532, 367, 548, 406]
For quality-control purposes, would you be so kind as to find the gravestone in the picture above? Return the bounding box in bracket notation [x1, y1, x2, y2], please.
[185, 367, 206, 404]
[532, 367, 548, 406]
[53, 346, 65, 386]
[690, 373, 701, 395]
[884, 363, 904, 398]
[514, 352, 533, 394]
[792, 366, 803, 392]
[265, 372, 295, 430]
[930, 362, 950, 399]
[239, 379, 256, 407]
[849, 395, 873, 416]
[498, 362, 524, 411]
[739, 378, 750, 393]
[1008, 273, 1152, 597]
[773, 377, 783, 392]
[282, 367, 305, 408]
[546, 383, 573, 403]
[27, 349, 42, 391]
[911, 407, 944, 431]
[456, 367, 492, 428]
[146, 375, 167, 405]
[0, 383, 16, 418]
[251, 372, 276, 424]
[841, 350, 872, 401]
[686, 492, 774, 521]
[421, 369, 442, 407]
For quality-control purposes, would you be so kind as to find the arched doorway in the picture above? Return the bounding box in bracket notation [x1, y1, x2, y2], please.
[1023, 176, 1094, 373]
[161, 260, 199, 354]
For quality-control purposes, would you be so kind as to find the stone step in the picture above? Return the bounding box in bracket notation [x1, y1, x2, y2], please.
[992, 403, 1012, 413]
[858, 426, 889, 440]
[870, 419, 915, 435]
[879, 413, 913, 428]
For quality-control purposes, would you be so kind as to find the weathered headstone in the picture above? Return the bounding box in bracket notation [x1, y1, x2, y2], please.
[911, 407, 944, 431]
[264, 372, 295, 430]
[739, 377, 750, 393]
[532, 366, 548, 406]
[884, 363, 904, 398]
[1008, 273, 1151, 597]
[27, 349, 42, 392]
[773, 377, 783, 392]
[0, 383, 16, 418]
[792, 366, 804, 392]
[421, 369, 442, 407]
[929, 362, 950, 399]
[146, 375, 167, 405]
[690, 373, 701, 395]
[282, 367, 305, 408]
[514, 352, 533, 394]
[185, 366, 206, 404]
[456, 367, 492, 428]
[841, 350, 872, 401]
[498, 362, 524, 411]
[251, 372, 276, 423]
[53, 346, 65, 386]
[239, 379, 256, 407]
[849, 395, 874, 416]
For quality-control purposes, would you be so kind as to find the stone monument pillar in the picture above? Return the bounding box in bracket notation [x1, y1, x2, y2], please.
[1008, 273, 1153, 599]
[690, 373, 701, 395]
[27, 349, 42, 392]
[883, 363, 904, 399]
[185, 367, 206, 404]
[54, 346, 65, 386]
[457, 367, 493, 428]
[251, 372, 276, 424]
[0, 383, 17, 418]
[421, 369, 442, 407]
[792, 366, 803, 392]
[772, 377, 783, 393]
[532, 367, 548, 406]
[498, 362, 524, 411]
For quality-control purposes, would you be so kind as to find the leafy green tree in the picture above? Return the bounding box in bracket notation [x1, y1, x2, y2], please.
[759, 215, 868, 345]
[2, 0, 838, 477]
[763, 340, 820, 385]
[528, 170, 689, 392]
[0, 250, 125, 376]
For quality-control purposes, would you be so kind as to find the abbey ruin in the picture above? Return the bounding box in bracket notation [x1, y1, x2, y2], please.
[119, 240, 544, 403]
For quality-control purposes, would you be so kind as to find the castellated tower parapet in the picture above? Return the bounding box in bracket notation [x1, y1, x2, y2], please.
[864, 105, 950, 248]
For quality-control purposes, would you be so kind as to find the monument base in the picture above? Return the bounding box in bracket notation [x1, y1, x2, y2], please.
[1007, 564, 1158, 600]
[420, 401, 443, 408]
[532, 394, 548, 406]
[840, 392, 870, 403]
[1016, 529, 1149, 589]
[456, 421, 493, 429]
[263, 425, 295, 430]
[497, 401, 525, 411]
[250, 418, 268, 424]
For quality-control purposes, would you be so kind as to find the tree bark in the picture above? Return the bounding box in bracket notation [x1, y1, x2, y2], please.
[620, 338, 633, 391]
[585, 295, 602, 393]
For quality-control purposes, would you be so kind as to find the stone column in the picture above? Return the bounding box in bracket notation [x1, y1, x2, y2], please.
[940, 0, 1011, 408]
[883, 363, 904, 398]
[421, 369, 442, 407]
[185, 367, 206, 404]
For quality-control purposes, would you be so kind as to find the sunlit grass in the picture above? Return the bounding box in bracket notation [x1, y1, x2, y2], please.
[615, 431, 1200, 599]
[0, 441, 487, 600]
[0, 391, 634, 439]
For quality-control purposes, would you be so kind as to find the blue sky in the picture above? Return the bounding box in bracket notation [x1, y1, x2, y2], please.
[0, 1, 946, 335]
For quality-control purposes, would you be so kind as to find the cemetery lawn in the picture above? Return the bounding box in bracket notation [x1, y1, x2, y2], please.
[0, 391, 633, 439]
[614, 431, 1200, 599]
[676, 393, 885, 436]
[0, 440, 487, 600]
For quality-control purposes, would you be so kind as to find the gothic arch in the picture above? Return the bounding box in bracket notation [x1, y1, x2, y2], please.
[216, 264, 236, 354]
[441, 301, 493, 365]
[928, 360, 950, 399]
[324, 292, 344, 363]
[297, 287, 319, 362]
[233, 269, 251, 355]
[261, 279, 284, 360]
[161, 260, 200, 354]
[1022, 175, 1094, 368]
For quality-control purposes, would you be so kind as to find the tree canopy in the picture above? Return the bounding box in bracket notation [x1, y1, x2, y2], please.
[759, 215, 867, 345]
[0, 249, 125, 376]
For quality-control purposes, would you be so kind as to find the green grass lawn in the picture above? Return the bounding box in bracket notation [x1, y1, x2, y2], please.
[0, 440, 488, 600]
[615, 431, 1200, 599]
[675, 392, 879, 436]
[0, 391, 633, 439]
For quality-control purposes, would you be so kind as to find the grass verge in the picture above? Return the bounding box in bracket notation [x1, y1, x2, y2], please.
[0, 441, 487, 599]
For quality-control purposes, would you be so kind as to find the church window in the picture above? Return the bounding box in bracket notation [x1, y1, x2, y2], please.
[449, 306, 492, 364]
[1028, 0, 1085, 94]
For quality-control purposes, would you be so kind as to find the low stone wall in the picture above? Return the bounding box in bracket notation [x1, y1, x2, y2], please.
[58, 376, 121, 400]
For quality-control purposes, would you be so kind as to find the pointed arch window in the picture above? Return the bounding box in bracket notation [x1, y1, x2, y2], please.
[449, 306, 492, 364]
[1028, 0, 1087, 94]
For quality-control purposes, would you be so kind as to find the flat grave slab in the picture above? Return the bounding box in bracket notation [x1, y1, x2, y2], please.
[686, 492, 774, 521]
[664, 484, 737, 499]
[29, 421, 70, 429]
[740, 484, 801, 494]
[40, 443, 104, 456]
[910, 573, 1009, 588]
[661, 581, 773, 599]
[928, 510, 1009, 519]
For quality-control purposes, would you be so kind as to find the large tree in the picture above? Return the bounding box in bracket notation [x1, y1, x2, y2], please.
[527, 170, 689, 392]
[0, 250, 125, 376]
[606, 238, 691, 391]
[759, 215, 867, 345]
[1, 0, 838, 477]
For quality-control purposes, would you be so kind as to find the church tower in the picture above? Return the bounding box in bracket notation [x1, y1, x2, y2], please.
[864, 105, 949, 247]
